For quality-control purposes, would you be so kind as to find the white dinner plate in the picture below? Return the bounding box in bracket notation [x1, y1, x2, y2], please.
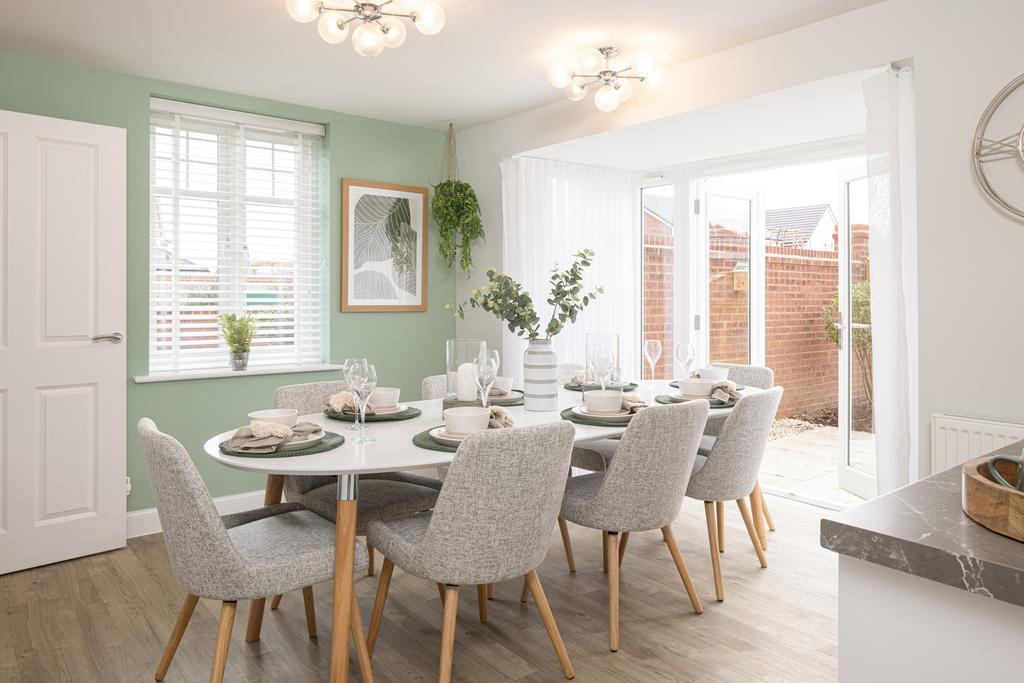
[572, 405, 633, 422]
[371, 404, 405, 415]
[429, 426, 473, 446]
[279, 431, 326, 451]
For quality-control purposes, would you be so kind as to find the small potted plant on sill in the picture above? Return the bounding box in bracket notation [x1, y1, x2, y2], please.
[218, 313, 255, 371]
[451, 249, 602, 411]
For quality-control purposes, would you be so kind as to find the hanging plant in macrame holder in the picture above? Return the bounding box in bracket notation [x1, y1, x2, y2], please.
[432, 122, 484, 274]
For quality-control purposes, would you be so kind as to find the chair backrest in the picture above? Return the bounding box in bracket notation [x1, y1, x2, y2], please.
[690, 386, 784, 501]
[137, 419, 244, 597]
[413, 422, 575, 585]
[584, 401, 709, 531]
[421, 374, 447, 400]
[711, 363, 774, 390]
[274, 382, 344, 495]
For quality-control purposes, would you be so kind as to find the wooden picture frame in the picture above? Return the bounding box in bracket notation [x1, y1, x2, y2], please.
[341, 178, 428, 312]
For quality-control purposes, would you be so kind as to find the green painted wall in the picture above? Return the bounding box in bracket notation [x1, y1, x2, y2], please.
[0, 50, 453, 511]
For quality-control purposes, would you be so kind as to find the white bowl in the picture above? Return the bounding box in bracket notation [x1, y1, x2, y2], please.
[697, 366, 729, 381]
[248, 408, 298, 427]
[368, 387, 400, 408]
[677, 378, 715, 397]
[443, 406, 491, 435]
[584, 389, 624, 413]
[493, 376, 514, 393]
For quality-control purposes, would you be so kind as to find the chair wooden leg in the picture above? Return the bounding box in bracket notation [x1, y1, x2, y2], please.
[715, 500, 725, 553]
[606, 532, 620, 652]
[245, 598, 265, 642]
[750, 486, 767, 550]
[520, 576, 530, 603]
[439, 585, 460, 683]
[602, 531, 609, 574]
[617, 531, 630, 567]
[476, 585, 489, 623]
[737, 498, 768, 568]
[756, 481, 776, 531]
[209, 601, 236, 683]
[437, 583, 446, 603]
[704, 502, 724, 601]
[661, 526, 703, 614]
[155, 593, 199, 681]
[557, 517, 577, 573]
[270, 594, 283, 610]
[366, 557, 394, 657]
[367, 542, 376, 577]
[350, 587, 374, 683]
[487, 583, 495, 600]
[302, 586, 317, 638]
[524, 571, 576, 679]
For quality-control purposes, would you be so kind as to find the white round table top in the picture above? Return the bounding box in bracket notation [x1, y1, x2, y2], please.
[202, 381, 745, 477]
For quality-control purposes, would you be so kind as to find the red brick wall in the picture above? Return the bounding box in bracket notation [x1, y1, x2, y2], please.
[641, 210, 675, 379]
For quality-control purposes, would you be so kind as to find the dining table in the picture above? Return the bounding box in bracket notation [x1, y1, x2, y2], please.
[201, 380, 750, 681]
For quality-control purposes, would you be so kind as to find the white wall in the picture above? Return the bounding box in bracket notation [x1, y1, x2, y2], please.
[456, 0, 1024, 477]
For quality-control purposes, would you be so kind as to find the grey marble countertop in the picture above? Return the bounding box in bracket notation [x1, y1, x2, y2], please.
[820, 442, 1024, 608]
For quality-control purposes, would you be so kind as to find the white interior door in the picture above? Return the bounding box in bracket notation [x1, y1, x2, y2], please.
[0, 109, 126, 574]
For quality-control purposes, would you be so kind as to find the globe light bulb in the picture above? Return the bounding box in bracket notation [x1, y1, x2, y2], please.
[380, 16, 407, 48]
[547, 63, 573, 89]
[566, 81, 587, 101]
[285, 0, 320, 23]
[352, 22, 385, 57]
[576, 47, 602, 73]
[630, 50, 655, 77]
[594, 84, 621, 112]
[413, 1, 445, 35]
[614, 78, 633, 102]
[644, 68, 665, 91]
[317, 11, 349, 44]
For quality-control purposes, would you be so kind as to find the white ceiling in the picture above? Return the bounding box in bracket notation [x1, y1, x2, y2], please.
[0, 0, 881, 130]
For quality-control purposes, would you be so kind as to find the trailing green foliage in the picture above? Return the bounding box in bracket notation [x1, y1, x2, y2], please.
[450, 249, 603, 340]
[432, 179, 484, 273]
[218, 313, 255, 354]
[822, 281, 873, 410]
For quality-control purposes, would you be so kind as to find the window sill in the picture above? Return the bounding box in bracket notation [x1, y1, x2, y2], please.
[133, 363, 345, 384]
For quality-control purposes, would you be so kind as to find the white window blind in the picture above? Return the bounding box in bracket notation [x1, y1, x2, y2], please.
[149, 99, 327, 375]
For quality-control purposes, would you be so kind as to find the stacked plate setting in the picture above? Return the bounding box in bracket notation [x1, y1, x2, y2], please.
[570, 404, 633, 422]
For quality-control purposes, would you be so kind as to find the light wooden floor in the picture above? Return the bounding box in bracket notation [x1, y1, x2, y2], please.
[0, 495, 837, 682]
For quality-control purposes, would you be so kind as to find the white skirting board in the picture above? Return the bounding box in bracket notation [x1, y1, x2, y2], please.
[931, 413, 1024, 473]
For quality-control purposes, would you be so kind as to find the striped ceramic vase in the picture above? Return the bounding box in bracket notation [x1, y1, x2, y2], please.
[523, 338, 558, 411]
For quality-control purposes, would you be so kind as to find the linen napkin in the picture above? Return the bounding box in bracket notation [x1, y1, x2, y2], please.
[566, 370, 587, 387]
[710, 380, 741, 402]
[621, 395, 648, 414]
[488, 405, 515, 429]
[489, 386, 510, 397]
[229, 421, 323, 453]
[327, 391, 375, 415]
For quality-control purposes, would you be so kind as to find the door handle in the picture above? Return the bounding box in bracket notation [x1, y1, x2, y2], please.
[91, 332, 123, 344]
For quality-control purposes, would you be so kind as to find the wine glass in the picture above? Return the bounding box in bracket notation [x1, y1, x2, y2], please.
[347, 362, 377, 444]
[674, 343, 696, 378]
[643, 339, 663, 380]
[342, 357, 366, 430]
[473, 350, 499, 408]
[589, 348, 612, 391]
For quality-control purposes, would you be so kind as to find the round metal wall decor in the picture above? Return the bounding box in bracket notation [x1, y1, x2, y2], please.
[972, 72, 1024, 220]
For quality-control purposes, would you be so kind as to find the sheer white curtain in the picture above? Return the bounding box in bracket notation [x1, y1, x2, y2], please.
[864, 67, 919, 494]
[499, 156, 637, 386]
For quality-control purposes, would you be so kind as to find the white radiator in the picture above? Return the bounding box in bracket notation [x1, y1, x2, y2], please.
[931, 413, 1024, 472]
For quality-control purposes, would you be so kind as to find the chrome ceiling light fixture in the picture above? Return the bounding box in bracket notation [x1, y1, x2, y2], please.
[548, 46, 664, 112]
[285, 0, 445, 57]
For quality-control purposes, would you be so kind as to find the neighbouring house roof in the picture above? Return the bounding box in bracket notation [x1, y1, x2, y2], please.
[152, 247, 209, 273]
[765, 204, 836, 247]
[642, 193, 674, 227]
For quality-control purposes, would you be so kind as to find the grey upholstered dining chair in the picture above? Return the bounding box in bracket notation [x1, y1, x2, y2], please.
[558, 401, 709, 652]
[685, 386, 784, 601]
[702, 364, 777, 550]
[365, 423, 578, 683]
[137, 419, 371, 683]
[271, 381, 442, 595]
[421, 373, 447, 400]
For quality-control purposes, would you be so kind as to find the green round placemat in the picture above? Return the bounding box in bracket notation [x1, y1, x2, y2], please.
[559, 407, 635, 428]
[443, 391, 524, 409]
[219, 431, 344, 458]
[655, 395, 736, 409]
[669, 380, 745, 391]
[324, 406, 422, 422]
[563, 382, 639, 393]
[412, 427, 457, 453]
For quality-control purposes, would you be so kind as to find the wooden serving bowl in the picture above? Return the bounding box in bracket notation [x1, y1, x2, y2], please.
[962, 455, 1024, 543]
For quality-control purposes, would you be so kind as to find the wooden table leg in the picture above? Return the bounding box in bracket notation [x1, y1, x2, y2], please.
[264, 474, 284, 505]
[330, 475, 359, 682]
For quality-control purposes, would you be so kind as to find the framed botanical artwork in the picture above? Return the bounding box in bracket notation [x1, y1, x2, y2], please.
[341, 178, 428, 312]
